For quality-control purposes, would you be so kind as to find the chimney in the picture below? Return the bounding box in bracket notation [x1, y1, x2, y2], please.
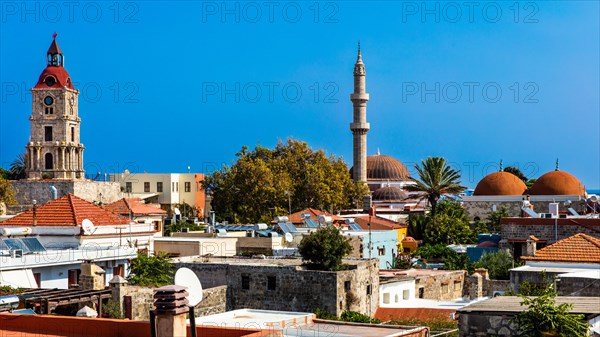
[32, 200, 37, 227]
[153, 285, 189, 337]
[526, 235, 538, 256]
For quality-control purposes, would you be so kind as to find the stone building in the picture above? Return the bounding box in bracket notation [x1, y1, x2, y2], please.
[26, 34, 84, 180]
[173, 257, 379, 316]
[462, 167, 588, 220]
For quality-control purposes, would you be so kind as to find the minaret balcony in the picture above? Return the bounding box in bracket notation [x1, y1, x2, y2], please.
[350, 122, 370, 131]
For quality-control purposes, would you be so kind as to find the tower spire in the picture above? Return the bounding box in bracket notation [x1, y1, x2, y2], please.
[499, 159, 503, 171]
[555, 158, 559, 171]
[47, 33, 63, 67]
[350, 42, 370, 182]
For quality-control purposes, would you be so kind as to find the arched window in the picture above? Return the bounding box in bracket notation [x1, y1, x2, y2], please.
[45, 153, 53, 170]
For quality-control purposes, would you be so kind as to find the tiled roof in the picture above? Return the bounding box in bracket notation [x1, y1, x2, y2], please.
[375, 307, 455, 323]
[284, 208, 344, 224]
[354, 215, 405, 230]
[105, 198, 166, 216]
[521, 233, 600, 263]
[0, 194, 131, 227]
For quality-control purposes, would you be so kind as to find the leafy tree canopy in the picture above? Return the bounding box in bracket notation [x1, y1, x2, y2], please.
[513, 283, 589, 337]
[504, 166, 529, 182]
[203, 139, 369, 223]
[298, 226, 352, 271]
[405, 157, 465, 218]
[9, 153, 26, 180]
[472, 250, 514, 280]
[127, 252, 174, 287]
[0, 176, 17, 206]
[408, 200, 475, 245]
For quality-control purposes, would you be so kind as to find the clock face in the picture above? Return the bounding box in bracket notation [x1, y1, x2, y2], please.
[44, 96, 54, 106]
[44, 76, 56, 86]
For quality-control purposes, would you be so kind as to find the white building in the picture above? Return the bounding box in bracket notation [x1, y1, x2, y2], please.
[0, 194, 156, 289]
[109, 172, 207, 218]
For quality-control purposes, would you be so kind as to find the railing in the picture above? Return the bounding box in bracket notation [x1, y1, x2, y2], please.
[431, 329, 459, 336]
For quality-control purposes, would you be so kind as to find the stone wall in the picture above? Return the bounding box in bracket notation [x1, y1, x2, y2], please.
[123, 286, 155, 321]
[501, 223, 600, 246]
[195, 285, 227, 317]
[10, 180, 121, 211]
[464, 199, 587, 221]
[510, 269, 600, 296]
[459, 312, 517, 336]
[174, 259, 379, 317]
[415, 270, 466, 301]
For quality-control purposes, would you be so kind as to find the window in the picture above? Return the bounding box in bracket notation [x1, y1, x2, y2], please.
[383, 293, 390, 304]
[125, 182, 132, 193]
[45, 107, 54, 114]
[241, 275, 250, 290]
[366, 284, 372, 295]
[394, 294, 399, 303]
[113, 265, 124, 277]
[144, 182, 150, 192]
[172, 182, 175, 192]
[267, 276, 276, 291]
[33, 273, 41, 288]
[176, 182, 179, 192]
[44, 153, 53, 170]
[44, 126, 53, 141]
[441, 283, 449, 294]
[344, 281, 351, 292]
[71, 127, 75, 142]
[454, 281, 461, 291]
[418, 288, 424, 299]
[378, 246, 386, 256]
[157, 182, 163, 192]
[68, 269, 81, 287]
[153, 221, 161, 232]
[185, 182, 191, 192]
[403, 289, 410, 300]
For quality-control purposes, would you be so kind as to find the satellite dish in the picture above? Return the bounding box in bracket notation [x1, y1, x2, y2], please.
[174, 267, 203, 306]
[285, 232, 293, 243]
[590, 195, 599, 203]
[82, 219, 96, 235]
[174, 207, 181, 215]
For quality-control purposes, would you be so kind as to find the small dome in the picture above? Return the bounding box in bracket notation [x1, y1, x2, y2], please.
[529, 170, 585, 195]
[366, 154, 409, 181]
[373, 186, 408, 202]
[474, 171, 527, 196]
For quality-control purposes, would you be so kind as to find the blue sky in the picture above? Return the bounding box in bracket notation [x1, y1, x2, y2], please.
[1, 1, 598, 188]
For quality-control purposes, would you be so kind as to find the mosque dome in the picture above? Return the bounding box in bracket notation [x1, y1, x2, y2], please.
[473, 171, 527, 196]
[366, 154, 410, 181]
[372, 186, 408, 202]
[528, 170, 585, 195]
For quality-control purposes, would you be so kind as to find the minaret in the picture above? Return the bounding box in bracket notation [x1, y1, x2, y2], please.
[26, 33, 84, 180]
[350, 42, 370, 182]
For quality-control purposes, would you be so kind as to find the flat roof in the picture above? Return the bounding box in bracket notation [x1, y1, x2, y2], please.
[458, 296, 600, 314]
[173, 256, 373, 267]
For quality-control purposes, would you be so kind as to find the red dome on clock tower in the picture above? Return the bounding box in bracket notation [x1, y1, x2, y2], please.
[33, 34, 74, 90]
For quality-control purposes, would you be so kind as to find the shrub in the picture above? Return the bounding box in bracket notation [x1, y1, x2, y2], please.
[298, 226, 352, 271]
[477, 250, 514, 280]
[127, 251, 174, 287]
[340, 310, 380, 324]
[103, 299, 123, 319]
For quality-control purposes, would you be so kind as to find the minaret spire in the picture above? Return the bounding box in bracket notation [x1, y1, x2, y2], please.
[499, 160, 503, 171]
[350, 42, 370, 183]
[555, 158, 559, 171]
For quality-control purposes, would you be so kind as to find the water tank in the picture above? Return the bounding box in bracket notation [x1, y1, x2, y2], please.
[274, 216, 288, 223]
[317, 215, 332, 224]
[254, 223, 268, 231]
[344, 218, 355, 225]
[1, 227, 32, 237]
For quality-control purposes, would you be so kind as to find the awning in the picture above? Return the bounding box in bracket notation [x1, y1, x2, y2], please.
[0, 269, 37, 288]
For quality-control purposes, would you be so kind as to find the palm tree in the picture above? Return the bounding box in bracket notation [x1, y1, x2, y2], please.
[405, 157, 465, 218]
[9, 153, 26, 180]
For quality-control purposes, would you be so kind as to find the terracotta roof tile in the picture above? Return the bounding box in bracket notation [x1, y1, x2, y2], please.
[354, 215, 405, 230]
[105, 198, 166, 216]
[281, 208, 344, 224]
[0, 194, 131, 227]
[521, 233, 600, 263]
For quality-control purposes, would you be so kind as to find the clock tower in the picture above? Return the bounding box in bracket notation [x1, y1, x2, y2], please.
[26, 34, 84, 180]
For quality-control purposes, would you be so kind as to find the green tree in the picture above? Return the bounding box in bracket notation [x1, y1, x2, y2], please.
[9, 153, 26, 180]
[204, 139, 369, 223]
[298, 226, 352, 271]
[425, 213, 475, 245]
[476, 250, 514, 280]
[164, 220, 205, 237]
[0, 176, 17, 206]
[405, 157, 465, 218]
[487, 206, 509, 233]
[504, 166, 528, 182]
[513, 283, 589, 337]
[127, 252, 174, 287]
[407, 213, 428, 241]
